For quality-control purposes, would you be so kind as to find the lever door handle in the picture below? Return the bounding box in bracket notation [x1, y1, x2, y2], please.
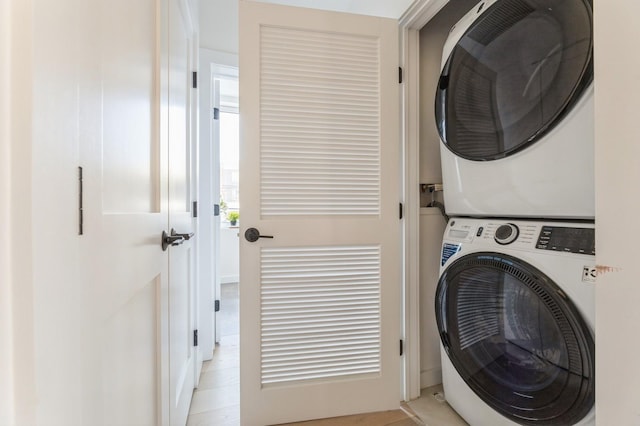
[171, 229, 195, 240]
[162, 230, 185, 251]
[245, 227, 274, 243]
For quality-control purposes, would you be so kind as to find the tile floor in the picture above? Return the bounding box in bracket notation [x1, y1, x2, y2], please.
[186, 282, 467, 426]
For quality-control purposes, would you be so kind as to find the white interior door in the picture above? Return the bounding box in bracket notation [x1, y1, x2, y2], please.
[167, 0, 197, 424]
[239, 2, 402, 424]
[77, 0, 169, 423]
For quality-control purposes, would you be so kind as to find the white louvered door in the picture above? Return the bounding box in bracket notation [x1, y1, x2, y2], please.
[239, 2, 401, 424]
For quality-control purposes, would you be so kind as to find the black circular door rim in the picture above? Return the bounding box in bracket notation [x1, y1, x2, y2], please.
[436, 252, 595, 425]
[435, 0, 594, 162]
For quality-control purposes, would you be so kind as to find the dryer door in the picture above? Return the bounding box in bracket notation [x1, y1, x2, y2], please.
[435, 0, 592, 160]
[435, 252, 594, 425]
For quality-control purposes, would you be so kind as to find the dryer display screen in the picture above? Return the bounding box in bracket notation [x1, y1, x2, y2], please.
[536, 226, 595, 255]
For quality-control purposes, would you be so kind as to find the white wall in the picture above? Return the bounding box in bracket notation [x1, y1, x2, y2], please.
[4, 0, 38, 424]
[220, 226, 240, 283]
[198, 0, 418, 56]
[200, 0, 238, 54]
[594, 1, 640, 423]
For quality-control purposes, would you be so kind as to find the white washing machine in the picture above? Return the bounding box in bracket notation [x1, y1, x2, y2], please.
[436, 217, 595, 425]
[435, 0, 594, 219]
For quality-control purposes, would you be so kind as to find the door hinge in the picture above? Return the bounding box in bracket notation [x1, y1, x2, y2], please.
[192, 201, 198, 218]
[399, 67, 403, 84]
[399, 202, 404, 220]
[192, 71, 197, 89]
[213, 107, 220, 120]
[214, 204, 220, 216]
[214, 299, 220, 312]
[193, 329, 198, 347]
[78, 166, 84, 235]
[400, 339, 404, 356]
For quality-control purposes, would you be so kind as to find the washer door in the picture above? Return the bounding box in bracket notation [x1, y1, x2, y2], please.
[435, 0, 593, 160]
[436, 252, 594, 425]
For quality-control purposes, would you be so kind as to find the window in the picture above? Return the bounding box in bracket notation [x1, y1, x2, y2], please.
[218, 77, 239, 223]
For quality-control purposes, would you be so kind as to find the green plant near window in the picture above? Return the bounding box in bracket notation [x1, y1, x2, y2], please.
[219, 198, 228, 216]
[226, 211, 239, 225]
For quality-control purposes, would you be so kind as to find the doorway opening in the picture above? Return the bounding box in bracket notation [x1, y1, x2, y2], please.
[213, 70, 240, 401]
[187, 64, 240, 423]
[216, 74, 240, 344]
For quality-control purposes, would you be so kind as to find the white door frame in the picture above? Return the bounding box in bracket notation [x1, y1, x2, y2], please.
[0, 0, 15, 421]
[197, 48, 238, 359]
[398, 0, 449, 401]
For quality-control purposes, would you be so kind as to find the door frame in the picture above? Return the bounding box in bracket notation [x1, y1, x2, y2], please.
[398, 0, 450, 401]
[0, 0, 20, 421]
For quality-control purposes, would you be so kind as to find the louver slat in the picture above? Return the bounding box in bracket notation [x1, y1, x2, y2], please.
[260, 246, 381, 386]
[260, 26, 381, 216]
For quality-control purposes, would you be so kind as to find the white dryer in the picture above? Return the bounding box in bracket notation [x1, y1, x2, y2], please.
[436, 217, 595, 425]
[435, 0, 594, 219]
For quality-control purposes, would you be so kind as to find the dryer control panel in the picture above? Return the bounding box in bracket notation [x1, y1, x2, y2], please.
[536, 226, 595, 255]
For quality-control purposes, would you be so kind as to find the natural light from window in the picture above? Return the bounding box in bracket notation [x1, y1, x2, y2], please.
[219, 77, 239, 225]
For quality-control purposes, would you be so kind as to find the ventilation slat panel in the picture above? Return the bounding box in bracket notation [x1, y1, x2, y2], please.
[260, 245, 381, 386]
[260, 26, 381, 216]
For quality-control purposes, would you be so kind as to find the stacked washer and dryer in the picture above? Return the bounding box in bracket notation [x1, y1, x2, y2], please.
[432, 0, 596, 425]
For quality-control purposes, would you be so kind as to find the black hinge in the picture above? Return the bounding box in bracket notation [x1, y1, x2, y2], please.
[192, 201, 198, 218]
[192, 71, 197, 89]
[214, 299, 220, 312]
[213, 107, 220, 120]
[78, 166, 84, 235]
[399, 202, 403, 220]
[193, 330, 198, 347]
[399, 67, 403, 84]
[400, 339, 404, 356]
[214, 204, 220, 216]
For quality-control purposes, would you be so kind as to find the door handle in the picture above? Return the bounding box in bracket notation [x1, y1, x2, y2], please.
[162, 230, 185, 251]
[245, 227, 274, 243]
[171, 229, 195, 241]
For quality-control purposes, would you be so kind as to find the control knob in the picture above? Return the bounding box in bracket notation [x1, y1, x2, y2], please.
[494, 223, 519, 245]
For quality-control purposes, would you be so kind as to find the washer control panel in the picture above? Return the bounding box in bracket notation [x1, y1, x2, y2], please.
[536, 226, 595, 255]
[444, 219, 595, 256]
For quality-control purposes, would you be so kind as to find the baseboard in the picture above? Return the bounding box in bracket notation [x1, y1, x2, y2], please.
[420, 367, 443, 389]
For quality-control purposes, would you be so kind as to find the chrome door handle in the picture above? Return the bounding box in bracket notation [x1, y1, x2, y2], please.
[171, 229, 195, 240]
[245, 227, 274, 243]
[162, 230, 184, 251]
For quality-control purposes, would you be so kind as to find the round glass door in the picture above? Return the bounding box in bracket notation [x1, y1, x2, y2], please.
[435, 0, 593, 160]
[436, 252, 594, 425]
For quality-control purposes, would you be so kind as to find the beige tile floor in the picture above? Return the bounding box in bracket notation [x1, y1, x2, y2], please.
[186, 283, 466, 425]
